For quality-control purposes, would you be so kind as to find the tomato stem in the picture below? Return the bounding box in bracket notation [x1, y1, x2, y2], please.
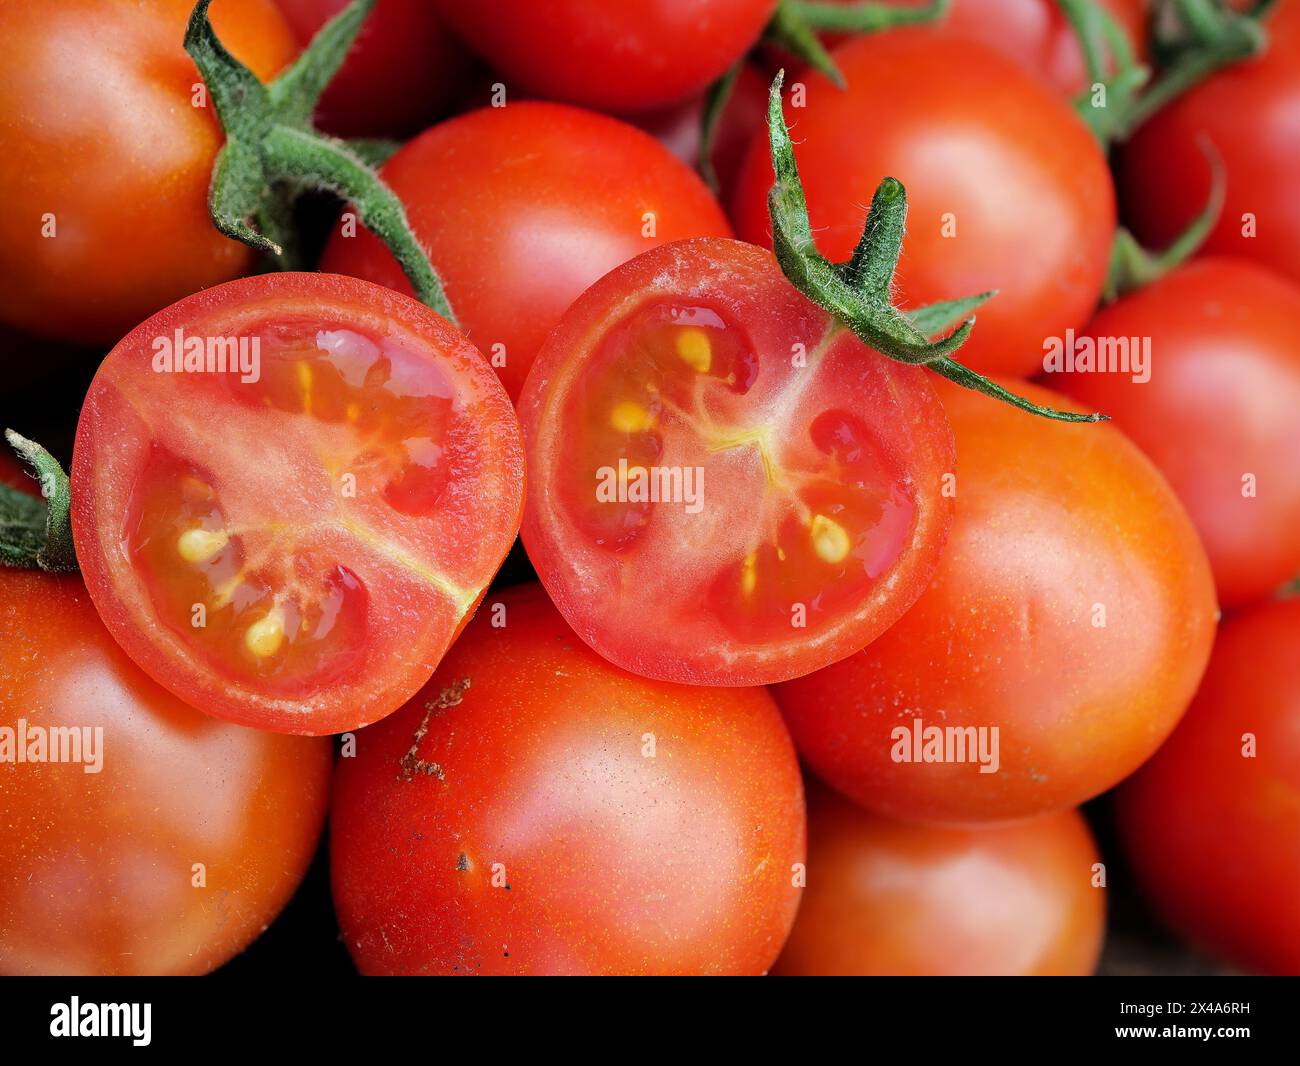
[0, 431, 77, 573]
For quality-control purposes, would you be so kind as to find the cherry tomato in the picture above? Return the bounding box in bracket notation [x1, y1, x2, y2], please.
[774, 378, 1217, 823]
[774, 788, 1105, 975]
[731, 30, 1116, 378]
[1056, 259, 1300, 607]
[0, 569, 331, 976]
[518, 237, 955, 687]
[320, 102, 732, 402]
[330, 582, 805, 976]
[1118, 1, 1300, 286]
[274, 0, 471, 138]
[70, 273, 523, 736]
[430, 0, 779, 113]
[0, 0, 296, 345]
[1116, 597, 1300, 976]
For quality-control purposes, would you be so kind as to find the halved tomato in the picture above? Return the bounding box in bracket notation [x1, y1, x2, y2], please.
[71, 273, 523, 735]
[518, 237, 954, 686]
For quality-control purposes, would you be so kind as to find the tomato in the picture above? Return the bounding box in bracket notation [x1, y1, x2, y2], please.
[1116, 598, 1300, 975]
[430, 0, 779, 113]
[1118, 1, 1300, 286]
[774, 378, 1217, 823]
[1055, 259, 1300, 607]
[330, 582, 805, 976]
[320, 102, 731, 402]
[0, 569, 331, 976]
[70, 273, 523, 736]
[774, 788, 1105, 975]
[275, 0, 471, 138]
[731, 30, 1116, 379]
[0, 0, 296, 345]
[518, 237, 955, 687]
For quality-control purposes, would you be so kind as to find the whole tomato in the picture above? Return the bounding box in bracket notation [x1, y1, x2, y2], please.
[1116, 598, 1300, 976]
[731, 30, 1116, 378]
[0, 0, 296, 345]
[774, 379, 1217, 823]
[0, 570, 331, 976]
[1055, 258, 1300, 607]
[775, 788, 1105, 976]
[331, 582, 806, 975]
[321, 102, 732, 401]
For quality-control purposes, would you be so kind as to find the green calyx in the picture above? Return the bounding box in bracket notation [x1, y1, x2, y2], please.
[764, 72, 1103, 424]
[185, 0, 455, 322]
[0, 431, 77, 573]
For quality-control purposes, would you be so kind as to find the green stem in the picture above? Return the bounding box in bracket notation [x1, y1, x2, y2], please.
[698, 62, 744, 195]
[792, 0, 950, 32]
[0, 431, 77, 573]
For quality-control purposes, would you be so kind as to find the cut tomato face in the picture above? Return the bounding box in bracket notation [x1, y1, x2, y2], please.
[71, 273, 524, 735]
[518, 238, 955, 686]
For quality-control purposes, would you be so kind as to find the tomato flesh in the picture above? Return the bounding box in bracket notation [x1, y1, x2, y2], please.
[72, 273, 524, 735]
[520, 238, 954, 686]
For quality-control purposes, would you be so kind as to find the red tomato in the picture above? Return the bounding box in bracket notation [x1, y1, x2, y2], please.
[1118, 1, 1300, 286]
[731, 30, 1116, 378]
[70, 273, 523, 736]
[774, 789, 1105, 975]
[0, 569, 331, 976]
[430, 0, 779, 112]
[330, 582, 805, 975]
[1116, 598, 1300, 975]
[275, 0, 471, 138]
[0, 0, 296, 345]
[1056, 259, 1300, 607]
[775, 379, 1217, 823]
[518, 237, 955, 687]
[320, 102, 732, 402]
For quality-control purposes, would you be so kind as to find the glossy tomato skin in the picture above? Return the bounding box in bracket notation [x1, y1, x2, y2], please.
[275, 0, 471, 138]
[431, 0, 779, 112]
[0, 570, 331, 976]
[320, 102, 732, 402]
[775, 379, 1217, 823]
[0, 0, 296, 345]
[732, 30, 1116, 378]
[775, 789, 1105, 975]
[1056, 259, 1300, 607]
[71, 273, 524, 736]
[1116, 599, 1300, 975]
[519, 237, 955, 687]
[331, 582, 805, 976]
[1118, 2, 1300, 285]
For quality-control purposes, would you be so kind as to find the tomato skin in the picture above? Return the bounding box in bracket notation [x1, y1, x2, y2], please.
[1116, 598, 1300, 976]
[1055, 259, 1300, 607]
[775, 379, 1217, 823]
[71, 272, 524, 736]
[1118, 2, 1300, 286]
[430, 0, 779, 112]
[320, 102, 732, 402]
[275, 0, 471, 138]
[330, 582, 805, 976]
[775, 789, 1104, 975]
[0, 0, 296, 345]
[731, 30, 1116, 379]
[0, 570, 331, 976]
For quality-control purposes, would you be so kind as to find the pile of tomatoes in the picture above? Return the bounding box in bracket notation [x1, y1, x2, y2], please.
[1, 0, 1297, 978]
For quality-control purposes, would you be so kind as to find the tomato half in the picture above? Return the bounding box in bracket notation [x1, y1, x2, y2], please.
[774, 379, 1217, 823]
[0, 570, 331, 975]
[518, 237, 955, 687]
[1116, 598, 1300, 976]
[774, 788, 1105, 976]
[430, 0, 779, 112]
[731, 30, 1116, 378]
[330, 582, 805, 976]
[0, 0, 296, 345]
[1055, 259, 1300, 607]
[71, 273, 523, 735]
[321, 102, 731, 402]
